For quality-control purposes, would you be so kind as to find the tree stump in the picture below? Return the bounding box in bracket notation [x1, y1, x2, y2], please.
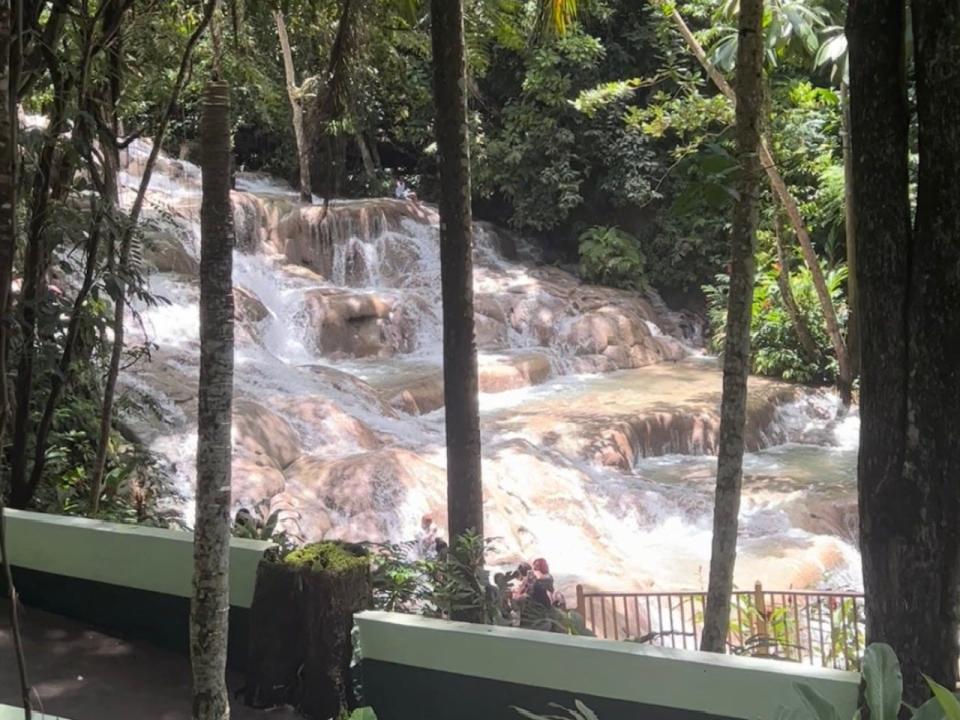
[244, 542, 370, 719]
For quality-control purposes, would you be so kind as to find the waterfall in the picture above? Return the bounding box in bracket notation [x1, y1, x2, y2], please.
[115, 138, 861, 595]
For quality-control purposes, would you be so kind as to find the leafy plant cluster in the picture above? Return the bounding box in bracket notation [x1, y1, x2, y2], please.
[704, 252, 848, 383]
[578, 226, 646, 290]
[367, 532, 591, 635]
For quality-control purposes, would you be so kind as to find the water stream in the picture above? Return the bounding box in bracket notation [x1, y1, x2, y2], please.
[116, 139, 861, 595]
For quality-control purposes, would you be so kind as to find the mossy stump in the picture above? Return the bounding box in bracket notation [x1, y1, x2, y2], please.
[244, 542, 371, 719]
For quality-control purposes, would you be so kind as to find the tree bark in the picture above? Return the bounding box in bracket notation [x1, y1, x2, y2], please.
[0, 0, 14, 443]
[274, 10, 311, 203]
[430, 0, 485, 617]
[850, 0, 960, 702]
[89, 0, 216, 514]
[662, 5, 852, 400]
[774, 220, 819, 362]
[700, 0, 764, 654]
[355, 131, 376, 183]
[0, 4, 31, 714]
[191, 78, 235, 720]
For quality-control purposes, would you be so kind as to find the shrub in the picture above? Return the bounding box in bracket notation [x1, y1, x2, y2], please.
[578, 225, 646, 290]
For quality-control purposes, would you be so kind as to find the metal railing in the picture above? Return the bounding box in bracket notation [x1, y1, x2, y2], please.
[575, 582, 865, 671]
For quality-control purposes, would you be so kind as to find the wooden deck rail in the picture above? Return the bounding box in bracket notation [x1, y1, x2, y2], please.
[575, 581, 865, 671]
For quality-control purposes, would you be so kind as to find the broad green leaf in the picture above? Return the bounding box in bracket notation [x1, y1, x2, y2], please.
[349, 708, 378, 720]
[925, 676, 960, 720]
[863, 644, 903, 720]
[795, 682, 840, 720]
[914, 696, 948, 720]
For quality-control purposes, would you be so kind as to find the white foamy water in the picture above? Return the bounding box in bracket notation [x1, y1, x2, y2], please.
[113, 144, 860, 595]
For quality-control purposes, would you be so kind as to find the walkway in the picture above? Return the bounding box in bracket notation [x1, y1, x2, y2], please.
[0, 600, 296, 720]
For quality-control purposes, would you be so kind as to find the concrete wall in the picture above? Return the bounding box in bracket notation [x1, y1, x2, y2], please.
[2, 509, 273, 667]
[0, 706, 66, 720]
[357, 611, 861, 720]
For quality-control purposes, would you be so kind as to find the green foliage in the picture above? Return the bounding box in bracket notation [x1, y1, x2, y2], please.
[704, 251, 847, 384]
[789, 643, 960, 720]
[347, 709, 377, 720]
[232, 499, 303, 555]
[578, 226, 646, 290]
[284, 541, 369, 574]
[367, 532, 590, 635]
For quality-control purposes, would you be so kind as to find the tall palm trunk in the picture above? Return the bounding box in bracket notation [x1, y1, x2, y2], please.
[430, 0, 484, 614]
[700, 0, 764, 654]
[191, 78, 235, 720]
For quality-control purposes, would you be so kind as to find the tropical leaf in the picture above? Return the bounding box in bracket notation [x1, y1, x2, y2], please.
[794, 682, 840, 720]
[926, 677, 960, 720]
[863, 644, 903, 720]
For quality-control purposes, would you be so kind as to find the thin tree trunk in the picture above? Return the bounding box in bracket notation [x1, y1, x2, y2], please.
[662, 4, 851, 400]
[0, 2, 31, 714]
[8, 69, 65, 508]
[89, 0, 216, 514]
[25, 216, 102, 500]
[191, 78, 235, 720]
[0, 0, 14, 442]
[700, 0, 764, 654]
[430, 0, 484, 618]
[774, 219, 819, 362]
[355, 131, 376, 183]
[840, 81, 859, 394]
[274, 10, 311, 203]
[849, 0, 960, 702]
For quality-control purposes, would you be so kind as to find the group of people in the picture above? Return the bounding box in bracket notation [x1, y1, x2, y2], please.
[499, 557, 566, 612]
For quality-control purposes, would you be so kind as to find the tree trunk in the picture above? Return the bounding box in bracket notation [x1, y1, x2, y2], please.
[700, 0, 764, 654]
[191, 78, 235, 720]
[89, 0, 216, 514]
[774, 220, 819, 362]
[274, 10, 311, 203]
[662, 5, 851, 400]
[905, 0, 960, 695]
[355, 131, 377, 184]
[430, 0, 484, 618]
[0, 0, 14, 443]
[8, 71, 65, 508]
[850, 0, 960, 702]
[244, 545, 370, 718]
[840, 81, 859, 396]
[0, 4, 31, 714]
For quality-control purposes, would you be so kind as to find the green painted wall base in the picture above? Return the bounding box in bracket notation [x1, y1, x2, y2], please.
[0, 704, 67, 719]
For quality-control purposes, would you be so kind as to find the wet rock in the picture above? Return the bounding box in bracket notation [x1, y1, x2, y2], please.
[234, 287, 269, 324]
[272, 395, 382, 454]
[142, 228, 199, 275]
[233, 399, 301, 470]
[232, 191, 275, 253]
[384, 352, 553, 415]
[301, 288, 415, 358]
[282, 449, 447, 542]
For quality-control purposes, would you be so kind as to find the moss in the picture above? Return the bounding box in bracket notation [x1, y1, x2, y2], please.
[283, 542, 368, 574]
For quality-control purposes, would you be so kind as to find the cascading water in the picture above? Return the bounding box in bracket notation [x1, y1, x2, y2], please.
[117, 137, 861, 595]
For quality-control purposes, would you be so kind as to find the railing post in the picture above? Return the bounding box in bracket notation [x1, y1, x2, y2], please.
[754, 581, 769, 656]
[575, 584, 585, 618]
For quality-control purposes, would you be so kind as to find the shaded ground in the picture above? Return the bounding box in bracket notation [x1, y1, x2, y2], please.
[0, 600, 297, 720]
